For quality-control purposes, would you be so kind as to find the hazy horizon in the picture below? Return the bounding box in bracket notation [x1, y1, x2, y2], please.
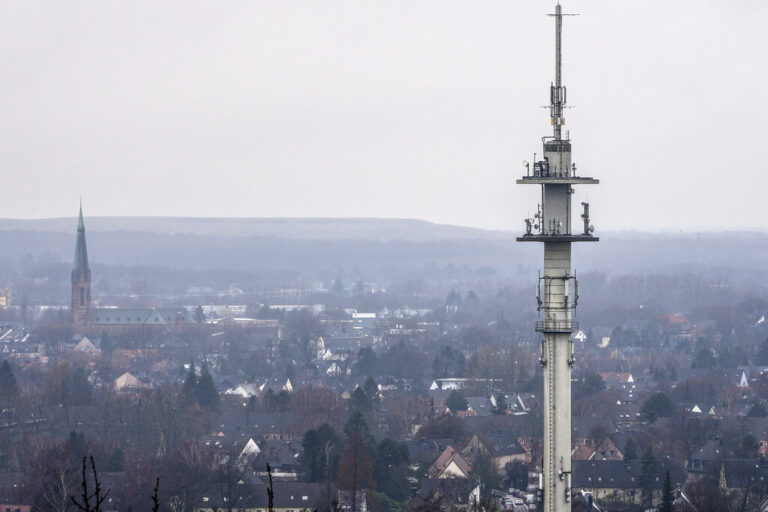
[1, 214, 766, 237]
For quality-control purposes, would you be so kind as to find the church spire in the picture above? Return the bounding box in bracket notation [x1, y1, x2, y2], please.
[73, 201, 89, 278]
[71, 201, 91, 325]
[78, 197, 84, 230]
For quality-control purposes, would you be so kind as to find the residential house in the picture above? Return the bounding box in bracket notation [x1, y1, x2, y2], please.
[428, 446, 472, 479]
[590, 436, 624, 461]
[73, 336, 101, 354]
[572, 417, 615, 448]
[572, 459, 686, 506]
[0, 472, 29, 512]
[462, 429, 527, 470]
[405, 438, 452, 469]
[254, 439, 302, 481]
[195, 482, 324, 512]
[404, 478, 480, 512]
[114, 372, 145, 391]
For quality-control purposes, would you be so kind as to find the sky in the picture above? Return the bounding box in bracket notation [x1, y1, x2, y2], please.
[1, 1, 766, 232]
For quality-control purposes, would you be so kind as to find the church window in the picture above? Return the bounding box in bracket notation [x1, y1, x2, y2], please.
[80, 287, 85, 306]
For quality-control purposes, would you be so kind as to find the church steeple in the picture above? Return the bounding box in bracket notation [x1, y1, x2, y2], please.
[71, 201, 91, 325]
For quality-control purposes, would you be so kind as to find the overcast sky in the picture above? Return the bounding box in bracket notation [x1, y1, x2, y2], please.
[1, 1, 766, 232]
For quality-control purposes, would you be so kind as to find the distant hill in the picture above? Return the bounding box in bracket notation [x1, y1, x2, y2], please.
[0, 217, 505, 241]
[0, 217, 766, 286]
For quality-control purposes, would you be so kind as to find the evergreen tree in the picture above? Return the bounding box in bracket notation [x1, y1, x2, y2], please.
[196, 364, 220, 410]
[363, 377, 379, 405]
[757, 337, 768, 366]
[692, 348, 716, 369]
[495, 312, 513, 335]
[344, 411, 373, 445]
[70, 367, 92, 406]
[100, 331, 114, 361]
[506, 460, 528, 490]
[640, 392, 676, 422]
[349, 387, 372, 413]
[373, 438, 410, 501]
[575, 372, 606, 398]
[660, 470, 674, 512]
[194, 305, 206, 323]
[445, 390, 468, 412]
[446, 289, 462, 306]
[269, 390, 291, 412]
[474, 450, 502, 507]
[106, 447, 125, 472]
[639, 446, 657, 506]
[0, 360, 18, 404]
[623, 438, 638, 461]
[301, 424, 342, 482]
[492, 393, 507, 415]
[182, 363, 198, 404]
[67, 430, 88, 461]
[356, 347, 378, 376]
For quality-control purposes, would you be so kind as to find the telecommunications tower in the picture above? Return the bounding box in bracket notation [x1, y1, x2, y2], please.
[517, 4, 598, 511]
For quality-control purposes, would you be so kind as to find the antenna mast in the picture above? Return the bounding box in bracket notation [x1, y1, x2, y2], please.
[548, 3, 575, 141]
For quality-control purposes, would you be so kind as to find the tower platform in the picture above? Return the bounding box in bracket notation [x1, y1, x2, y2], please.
[516, 235, 599, 242]
[517, 176, 599, 185]
[535, 320, 579, 333]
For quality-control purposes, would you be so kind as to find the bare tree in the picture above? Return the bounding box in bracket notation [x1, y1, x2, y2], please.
[23, 438, 77, 512]
[151, 478, 161, 512]
[71, 456, 109, 512]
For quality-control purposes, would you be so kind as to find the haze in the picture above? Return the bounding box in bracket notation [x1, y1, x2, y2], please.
[1, 1, 765, 232]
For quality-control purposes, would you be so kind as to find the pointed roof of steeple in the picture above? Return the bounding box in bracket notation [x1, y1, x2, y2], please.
[73, 201, 89, 277]
[78, 198, 85, 231]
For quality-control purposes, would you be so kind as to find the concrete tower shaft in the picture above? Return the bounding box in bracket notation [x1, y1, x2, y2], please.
[540, 243, 575, 512]
[516, 4, 598, 512]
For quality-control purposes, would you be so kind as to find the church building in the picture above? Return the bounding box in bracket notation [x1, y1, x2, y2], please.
[70, 205, 193, 330]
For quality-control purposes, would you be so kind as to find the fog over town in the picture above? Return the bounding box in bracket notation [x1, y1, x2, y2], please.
[1, 2, 768, 512]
